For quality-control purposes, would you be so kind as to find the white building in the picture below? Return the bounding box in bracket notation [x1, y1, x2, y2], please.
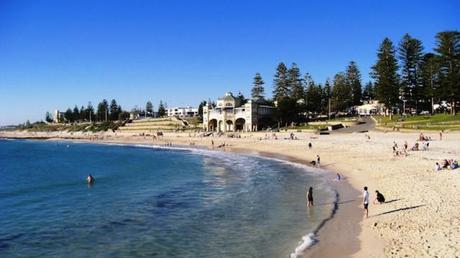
[53, 110, 66, 123]
[203, 92, 274, 132]
[356, 100, 384, 116]
[167, 107, 198, 117]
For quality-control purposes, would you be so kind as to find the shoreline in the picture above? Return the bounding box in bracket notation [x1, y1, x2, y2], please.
[2, 130, 460, 257]
[1, 134, 362, 258]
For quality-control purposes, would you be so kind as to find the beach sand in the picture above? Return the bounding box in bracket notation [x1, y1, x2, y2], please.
[2, 129, 459, 257]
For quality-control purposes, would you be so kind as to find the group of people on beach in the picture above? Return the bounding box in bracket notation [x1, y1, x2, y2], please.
[435, 159, 459, 171]
[306, 185, 386, 219]
[392, 134, 433, 157]
[288, 133, 298, 140]
[362, 187, 386, 219]
[309, 155, 320, 167]
[259, 133, 279, 141]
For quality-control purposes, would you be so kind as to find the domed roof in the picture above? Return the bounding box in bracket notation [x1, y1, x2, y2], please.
[219, 92, 236, 101]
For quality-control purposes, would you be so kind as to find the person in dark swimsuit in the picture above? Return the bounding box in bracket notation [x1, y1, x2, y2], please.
[307, 187, 314, 207]
[87, 174, 95, 184]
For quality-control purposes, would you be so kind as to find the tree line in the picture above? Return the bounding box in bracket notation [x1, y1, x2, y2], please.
[372, 31, 460, 115]
[240, 30, 459, 125]
[46, 99, 168, 123]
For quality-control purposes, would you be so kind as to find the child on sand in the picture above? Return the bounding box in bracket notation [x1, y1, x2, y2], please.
[435, 162, 441, 171]
[374, 190, 385, 204]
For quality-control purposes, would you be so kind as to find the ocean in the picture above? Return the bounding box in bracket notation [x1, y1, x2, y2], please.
[0, 139, 335, 257]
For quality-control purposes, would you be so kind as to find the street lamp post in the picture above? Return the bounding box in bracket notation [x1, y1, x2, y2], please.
[399, 96, 407, 116]
[402, 99, 407, 115]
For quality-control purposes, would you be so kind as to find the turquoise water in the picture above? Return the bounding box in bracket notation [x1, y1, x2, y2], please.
[0, 139, 334, 257]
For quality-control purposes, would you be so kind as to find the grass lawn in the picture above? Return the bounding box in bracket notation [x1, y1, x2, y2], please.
[374, 114, 460, 131]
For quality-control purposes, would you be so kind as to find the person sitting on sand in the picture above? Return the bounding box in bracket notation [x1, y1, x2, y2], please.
[451, 160, 459, 169]
[306, 187, 314, 207]
[374, 190, 385, 204]
[411, 142, 419, 151]
[442, 159, 449, 169]
[435, 162, 441, 172]
[87, 174, 95, 184]
[419, 133, 425, 141]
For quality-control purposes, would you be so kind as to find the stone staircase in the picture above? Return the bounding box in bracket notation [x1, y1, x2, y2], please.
[117, 117, 198, 133]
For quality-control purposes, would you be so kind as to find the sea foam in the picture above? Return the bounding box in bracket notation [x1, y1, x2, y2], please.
[290, 233, 317, 258]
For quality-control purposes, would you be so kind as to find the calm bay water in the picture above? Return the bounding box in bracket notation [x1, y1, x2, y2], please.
[0, 139, 334, 257]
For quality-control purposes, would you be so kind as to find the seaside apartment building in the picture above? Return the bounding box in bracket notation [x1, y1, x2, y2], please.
[203, 92, 274, 132]
[53, 110, 66, 123]
[167, 107, 199, 118]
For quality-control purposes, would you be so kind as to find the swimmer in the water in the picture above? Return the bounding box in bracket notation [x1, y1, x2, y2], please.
[87, 174, 95, 184]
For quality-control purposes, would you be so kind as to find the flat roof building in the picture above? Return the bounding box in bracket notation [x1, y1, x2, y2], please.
[167, 107, 198, 118]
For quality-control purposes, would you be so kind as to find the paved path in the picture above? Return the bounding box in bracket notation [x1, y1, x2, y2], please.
[330, 117, 376, 134]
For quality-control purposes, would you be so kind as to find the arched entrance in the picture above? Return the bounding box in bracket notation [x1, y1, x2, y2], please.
[208, 119, 217, 131]
[235, 118, 245, 132]
[218, 120, 224, 132]
[226, 120, 233, 132]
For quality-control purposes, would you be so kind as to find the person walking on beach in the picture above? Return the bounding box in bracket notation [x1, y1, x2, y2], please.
[363, 186, 369, 219]
[316, 155, 320, 167]
[308, 142, 312, 149]
[440, 131, 443, 141]
[307, 187, 314, 207]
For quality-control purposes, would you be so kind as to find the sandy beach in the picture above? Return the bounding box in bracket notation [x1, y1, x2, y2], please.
[2, 129, 459, 257]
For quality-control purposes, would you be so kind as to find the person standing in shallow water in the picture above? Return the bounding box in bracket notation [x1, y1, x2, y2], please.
[87, 174, 95, 184]
[307, 187, 314, 207]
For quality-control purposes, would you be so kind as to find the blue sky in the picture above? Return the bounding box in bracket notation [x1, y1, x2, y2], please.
[0, 0, 458, 125]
